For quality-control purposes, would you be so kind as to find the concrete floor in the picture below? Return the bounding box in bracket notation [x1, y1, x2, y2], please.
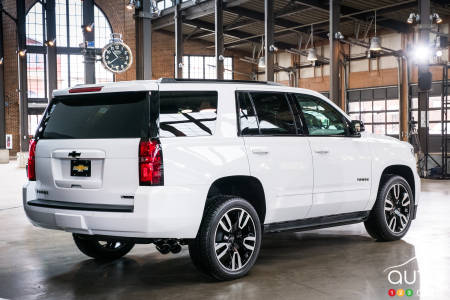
[0, 162, 449, 300]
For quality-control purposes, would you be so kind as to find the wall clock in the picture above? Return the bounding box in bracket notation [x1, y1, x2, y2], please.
[102, 33, 133, 73]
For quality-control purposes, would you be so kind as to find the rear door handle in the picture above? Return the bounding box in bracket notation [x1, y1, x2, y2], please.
[251, 148, 269, 155]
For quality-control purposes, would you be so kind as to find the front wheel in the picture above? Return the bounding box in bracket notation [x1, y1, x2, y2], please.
[73, 234, 135, 260]
[364, 175, 415, 241]
[189, 196, 262, 281]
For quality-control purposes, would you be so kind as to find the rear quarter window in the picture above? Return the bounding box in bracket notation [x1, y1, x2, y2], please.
[159, 91, 218, 137]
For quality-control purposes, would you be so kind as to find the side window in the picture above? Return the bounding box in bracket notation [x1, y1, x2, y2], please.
[159, 91, 218, 137]
[237, 92, 259, 135]
[250, 92, 297, 135]
[293, 94, 347, 136]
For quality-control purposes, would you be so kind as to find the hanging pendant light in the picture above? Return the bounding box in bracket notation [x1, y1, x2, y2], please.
[369, 11, 381, 52]
[307, 48, 318, 61]
[307, 25, 317, 62]
[258, 56, 266, 68]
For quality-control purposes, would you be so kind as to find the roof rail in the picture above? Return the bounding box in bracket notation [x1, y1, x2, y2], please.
[158, 78, 282, 86]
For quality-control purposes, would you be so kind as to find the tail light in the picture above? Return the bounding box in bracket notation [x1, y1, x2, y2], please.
[139, 139, 164, 186]
[28, 139, 37, 181]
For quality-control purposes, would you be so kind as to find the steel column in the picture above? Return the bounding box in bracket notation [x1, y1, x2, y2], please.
[136, 0, 152, 80]
[417, 0, 430, 175]
[399, 34, 409, 142]
[329, 0, 341, 106]
[83, 0, 95, 84]
[215, 0, 224, 80]
[264, 0, 274, 82]
[46, 0, 57, 98]
[17, 0, 28, 151]
[0, 9, 5, 149]
[175, 1, 183, 79]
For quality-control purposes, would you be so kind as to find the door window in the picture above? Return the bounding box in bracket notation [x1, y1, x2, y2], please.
[237, 91, 297, 135]
[293, 94, 347, 136]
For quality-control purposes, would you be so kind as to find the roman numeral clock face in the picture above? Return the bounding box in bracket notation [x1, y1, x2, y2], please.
[102, 42, 133, 73]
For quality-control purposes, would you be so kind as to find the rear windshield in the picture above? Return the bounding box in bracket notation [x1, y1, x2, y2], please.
[38, 92, 149, 139]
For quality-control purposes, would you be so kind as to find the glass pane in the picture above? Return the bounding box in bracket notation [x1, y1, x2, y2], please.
[373, 124, 386, 135]
[55, 0, 67, 47]
[26, 3, 44, 46]
[387, 123, 399, 135]
[361, 113, 372, 123]
[429, 110, 441, 122]
[182, 56, 189, 78]
[28, 114, 43, 136]
[57, 54, 69, 89]
[411, 98, 418, 109]
[204, 57, 216, 79]
[294, 94, 346, 136]
[373, 100, 386, 111]
[429, 96, 441, 109]
[386, 112, 399, 123]
[27, 53, 46, 98]
[157, 1, 165, 11]
[41, 92, 149, 139]
[348, 102, 359, 112]
[159, 91, 218, 137]
[252, 92, 296, 135]
[373, 112, 386, 123]
[94, 6, 112, 48]
[429, 122, 441, 135]
[349, 113, 360, 120]
[95, 60, 114, 83]
[238, 92, 259, 135]
[69, 55, 85, 86]
[68, 0, 83, 48]
[361, 101, 372, 112]
[364, 124, 373, 133]
[387, 99, 399, 110]
[189, 56, 204, 79]
[224, 57, 233, 80]
[411, 111, 418, 123]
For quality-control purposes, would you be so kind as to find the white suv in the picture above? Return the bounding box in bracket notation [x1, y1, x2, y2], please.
[23, 79, 420, 280]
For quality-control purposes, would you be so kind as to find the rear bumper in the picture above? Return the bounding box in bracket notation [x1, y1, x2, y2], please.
[23, 182, 208, 239]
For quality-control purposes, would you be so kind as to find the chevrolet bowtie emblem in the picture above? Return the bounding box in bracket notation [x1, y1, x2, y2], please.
[73, 165, 88, 172]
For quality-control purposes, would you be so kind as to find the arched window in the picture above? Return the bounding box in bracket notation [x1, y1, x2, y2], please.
[26, 0, 113, 134]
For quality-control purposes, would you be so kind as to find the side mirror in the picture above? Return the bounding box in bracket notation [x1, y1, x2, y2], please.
[351, 120, 365, 133]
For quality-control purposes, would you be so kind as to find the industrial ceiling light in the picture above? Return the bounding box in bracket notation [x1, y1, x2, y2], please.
[432, 13, 443, 24]
[369, 11, 381, 52]
[307, 48, 318, 61]
[18, 49, 27, 57]
[84, 22, 94, 32]
[0, 57, 3, 65]
[258, 56, 265, 68]
[127, 0, 141, 10]
[307, 24, 317, 62]
[44, 38, 56, 47]
[436, 49, 443, 57]
[407, 13, 415, 24]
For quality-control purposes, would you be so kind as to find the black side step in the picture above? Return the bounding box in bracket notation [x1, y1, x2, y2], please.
[28, 199, 134, 213]
[264, 211, 370, 234]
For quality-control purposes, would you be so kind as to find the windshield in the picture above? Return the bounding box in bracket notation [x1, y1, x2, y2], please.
[38, 92, 149, 139]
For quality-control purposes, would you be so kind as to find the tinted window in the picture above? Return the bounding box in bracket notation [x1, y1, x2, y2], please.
[293, 94, 347, 136]
[39, 92, 149, 139]
[249, 92, 296, 135]
[159, 91, 217, 137]
[237, 92, 259, 135]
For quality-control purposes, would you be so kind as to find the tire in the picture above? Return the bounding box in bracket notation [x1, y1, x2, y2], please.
[188, 196, 262, 281]
[73, 234, 135, 260]
[364, 175, 415, 241]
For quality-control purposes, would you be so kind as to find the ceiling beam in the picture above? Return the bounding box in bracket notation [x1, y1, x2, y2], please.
[294, 0, 413, 32]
